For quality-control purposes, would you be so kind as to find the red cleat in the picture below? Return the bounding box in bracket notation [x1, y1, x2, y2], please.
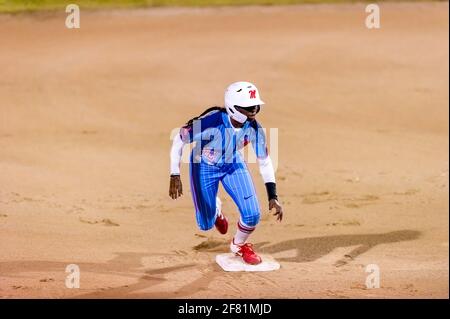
[214, 213, 228, 235]
[230, 240, 262, 265]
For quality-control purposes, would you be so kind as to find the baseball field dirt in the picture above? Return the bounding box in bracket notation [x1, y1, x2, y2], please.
[0, 1, 448, 298]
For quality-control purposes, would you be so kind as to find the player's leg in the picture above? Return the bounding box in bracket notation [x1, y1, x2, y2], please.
[221, 162, 262, 264]
[189, 160, 222, 231]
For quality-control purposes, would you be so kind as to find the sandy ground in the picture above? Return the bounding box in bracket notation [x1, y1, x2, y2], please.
[0, 2, 448, 298]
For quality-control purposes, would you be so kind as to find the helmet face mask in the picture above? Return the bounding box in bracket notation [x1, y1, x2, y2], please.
[224, 81, 265, 124]
[235, 105, 260, 114]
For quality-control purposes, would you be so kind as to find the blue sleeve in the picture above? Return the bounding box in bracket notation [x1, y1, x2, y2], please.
[249, 121, 268, 159]
[179, 110, 222, 144]
[179, 125, 193, 144]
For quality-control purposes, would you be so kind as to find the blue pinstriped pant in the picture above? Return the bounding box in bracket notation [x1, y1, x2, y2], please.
[189, 158, 260, 231]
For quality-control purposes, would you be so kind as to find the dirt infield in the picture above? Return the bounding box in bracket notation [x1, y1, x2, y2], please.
[0, 2, 448, 298]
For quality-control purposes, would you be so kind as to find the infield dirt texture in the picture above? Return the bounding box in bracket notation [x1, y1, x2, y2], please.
[0, 1, 448, 298]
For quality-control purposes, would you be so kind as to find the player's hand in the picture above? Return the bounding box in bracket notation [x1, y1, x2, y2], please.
[269, 198, 283, 222]
[169, 175, 183, 199]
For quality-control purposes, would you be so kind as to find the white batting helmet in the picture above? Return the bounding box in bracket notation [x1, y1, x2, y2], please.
[224, 81, 265, 124]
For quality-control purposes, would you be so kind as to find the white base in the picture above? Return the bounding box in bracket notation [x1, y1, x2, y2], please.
[215, 253, 280, 272]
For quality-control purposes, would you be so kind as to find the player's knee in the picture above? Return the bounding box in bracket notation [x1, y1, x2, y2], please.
[241, 212, 260, 228]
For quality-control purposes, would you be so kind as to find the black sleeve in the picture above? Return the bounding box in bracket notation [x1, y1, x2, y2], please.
[265, 182, 278, 201]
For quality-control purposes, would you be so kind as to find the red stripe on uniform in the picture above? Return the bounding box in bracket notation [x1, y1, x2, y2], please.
[238, 221, 255, 233]
[238, 228, 253, 234]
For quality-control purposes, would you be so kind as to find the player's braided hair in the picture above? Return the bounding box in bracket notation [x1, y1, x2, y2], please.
[183, 106, 226, 128]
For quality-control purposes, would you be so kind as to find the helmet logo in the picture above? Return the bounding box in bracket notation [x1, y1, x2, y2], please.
[249, 90, 256, 99]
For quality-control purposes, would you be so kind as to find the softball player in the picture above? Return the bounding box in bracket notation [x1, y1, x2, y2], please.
[169, 81, 283, 265]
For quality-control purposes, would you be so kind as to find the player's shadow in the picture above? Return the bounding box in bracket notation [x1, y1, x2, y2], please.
[0, 230, 420, 298]
[0, 252, 199, 298]
[256, 230, 420, 266]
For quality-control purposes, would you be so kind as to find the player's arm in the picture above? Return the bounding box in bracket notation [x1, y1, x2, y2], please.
[250, 123, 283, 221]
[169, 133, 185, 199]
[257, 156, 283, 221]
[169, 111, 219, 199]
